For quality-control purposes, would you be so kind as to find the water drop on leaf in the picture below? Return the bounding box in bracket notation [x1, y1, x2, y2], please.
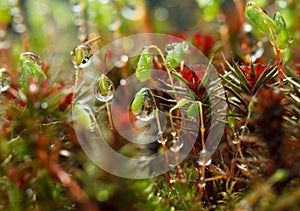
[136, 49, 152, 82]
[0, 67, 10, 92]
[170, 136, 184, 152]
[94, 74, 115, 102]
[157, 131, 167, 144]
[131, 88, 156, 121]
[231, 132, 240, 145]
[165, 43, 173, 53]
[198, 149, 212, 166]
[20, 52, 42, 67]
[198, 176, 206, 189]
[71, 44, 92, 68]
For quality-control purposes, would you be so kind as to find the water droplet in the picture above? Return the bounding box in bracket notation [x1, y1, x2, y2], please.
[198, 149, 212, 166]
[13, 23, 26, 33]
[198, 176, 206, 189]
[120, 79, 126, 86]
[169, 164, 177, 183]
[135, 89, 155, 121]
[121, 5, 143, 21]
[26, 188, 33, 196]
[263, 19, 267, 24]
[0, 41, 11, 49]
[29, 82, 37, 93]
[277, 0, 287, 8]
[165, 43, 174, 53]
[288, 37, 294, 44]
[157, 131, 167, 144]
[50, 143, 57, 150]
[121, 55, 128, 63]
[94, 74, 115, 102]
[20, 52, 42, 67]
[70, 44, 92, 68]
[171, 131, 177, 138]
[13, 14, 23, 23]
[59, 149, 71, 158]
[232, 132, 239, 145]
[41, 102, 48, 109]
[238, 125, 249, 136]
[243, 23, 252, 33]
[170, 136, 184, 152]
[0, 68, 10, 92]
[71, 3, 81, 13]
[109, 18, 122, 31]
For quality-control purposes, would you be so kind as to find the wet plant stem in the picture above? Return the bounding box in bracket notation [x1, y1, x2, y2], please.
[106, 100, 113, 130]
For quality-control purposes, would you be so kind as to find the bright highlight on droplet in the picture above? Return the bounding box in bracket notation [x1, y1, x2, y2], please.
[70, 44, 93, 68]
[198, 149, 212, 166]
[20, 52, 42, 67]
[0, 67, 10, 92]
[94, 74, 115, 102]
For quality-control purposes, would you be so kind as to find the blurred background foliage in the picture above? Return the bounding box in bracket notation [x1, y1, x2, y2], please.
[0, 0, 300, 210]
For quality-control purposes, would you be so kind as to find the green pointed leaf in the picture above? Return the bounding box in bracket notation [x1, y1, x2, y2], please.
[240, 82, 252, 95]
[253, 66, 277, 93]
[136, 49, 152, 82]
[230, 61, 248, 85]
[170, 98, 190, 115]
[286, 66, 300, 83]
[219, 74, 244, 94]
[171, 70, 190, 86]
[97, 74, 114, 97]
[187, 103, 199, 118]
[271, 169, 288, 183]
[131, 88, 148, 115]
[20, 55, 47, 91]
[274, 12, 289, 50]
[245, 1, 278, 40]
[250, 63, 256, 78]
[74, 103, 93, 129]
[166, 42, 186, 68]
[198, 59, 213, 89]
[224, 84, 247, 106]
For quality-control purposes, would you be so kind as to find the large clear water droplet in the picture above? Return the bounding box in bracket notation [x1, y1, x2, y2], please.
[70, 44, 92, 68]
[0, 67, 10, 92]
[135, 89, 155, 121]
[20, 52, 42, 67]
[94, 74, 115, 102]
[198, 149, 212, 166]
[170, 136, 184, 152]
